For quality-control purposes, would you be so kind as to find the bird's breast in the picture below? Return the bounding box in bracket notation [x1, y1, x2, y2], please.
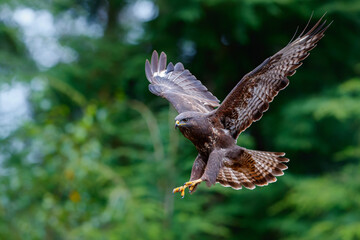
[194, 128, 234, 154]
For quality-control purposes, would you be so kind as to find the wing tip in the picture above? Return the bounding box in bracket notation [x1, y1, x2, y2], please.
[151, 50, 159, 73]
[158, 51, 167, 72]
[166, 62, 174, 73]
[174, 62, 185, 71]
[159, 51, 166, 58]
[152, 50, 158, 57]
[297, 13, 331, 41]
[146, 50, 170, 80]
[145, 59, 152, 82]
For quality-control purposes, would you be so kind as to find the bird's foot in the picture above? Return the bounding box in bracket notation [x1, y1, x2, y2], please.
[173, 179, 203, 198]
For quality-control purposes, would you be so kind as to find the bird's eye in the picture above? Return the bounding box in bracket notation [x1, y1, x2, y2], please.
[183, 118, 188, 122]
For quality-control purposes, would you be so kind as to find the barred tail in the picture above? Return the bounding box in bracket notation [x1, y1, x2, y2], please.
[216, 149, 289, 190]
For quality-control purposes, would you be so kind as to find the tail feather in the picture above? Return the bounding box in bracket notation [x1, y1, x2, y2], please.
[217, 149, 289, 190]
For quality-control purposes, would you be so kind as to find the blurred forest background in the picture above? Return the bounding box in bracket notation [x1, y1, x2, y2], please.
[0, 0, 360, 239]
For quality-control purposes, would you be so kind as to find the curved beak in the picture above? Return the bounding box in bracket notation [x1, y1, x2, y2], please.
[175, 120, 180, 129]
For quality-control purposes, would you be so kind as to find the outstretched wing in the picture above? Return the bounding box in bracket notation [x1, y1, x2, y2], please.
[145, 51, 220, 113]
[213, 16, 331, 139]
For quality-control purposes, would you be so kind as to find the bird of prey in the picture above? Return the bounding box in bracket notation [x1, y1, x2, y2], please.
[145, 16, 330, 197]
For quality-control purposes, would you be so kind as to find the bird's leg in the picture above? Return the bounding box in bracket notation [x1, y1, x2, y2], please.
[173, 179, 203, 198]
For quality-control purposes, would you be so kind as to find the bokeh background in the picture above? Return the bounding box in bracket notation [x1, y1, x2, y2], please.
[1, 0, 360, 239]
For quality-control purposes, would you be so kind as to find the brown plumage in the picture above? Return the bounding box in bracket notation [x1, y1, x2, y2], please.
[145, 16, 331, 197]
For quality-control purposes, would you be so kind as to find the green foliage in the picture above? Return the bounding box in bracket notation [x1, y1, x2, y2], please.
[1, 0, 360, 239]
[267, 78, 360, 239]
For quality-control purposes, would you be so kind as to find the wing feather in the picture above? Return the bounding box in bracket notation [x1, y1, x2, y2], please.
[145, 51, 220, 113]
[213, 15, 331, 139]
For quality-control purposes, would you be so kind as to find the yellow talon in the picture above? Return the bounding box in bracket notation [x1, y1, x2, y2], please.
[189, 185, 196, 192]
[173, 186, 186, 197]
[173, 179, 203, 198]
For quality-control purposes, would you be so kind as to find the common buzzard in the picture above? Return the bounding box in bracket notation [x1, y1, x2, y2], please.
[145, 16, 330, 197]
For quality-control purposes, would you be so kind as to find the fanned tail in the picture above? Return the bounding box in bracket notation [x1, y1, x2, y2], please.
[217, 149, 289, 190]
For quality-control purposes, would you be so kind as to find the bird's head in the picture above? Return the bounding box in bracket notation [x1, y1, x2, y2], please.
[174, 112, 204, 130]
[175, 118, 190, 129]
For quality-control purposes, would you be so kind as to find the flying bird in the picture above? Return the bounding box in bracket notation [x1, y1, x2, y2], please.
[145, 16, 331, 197]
